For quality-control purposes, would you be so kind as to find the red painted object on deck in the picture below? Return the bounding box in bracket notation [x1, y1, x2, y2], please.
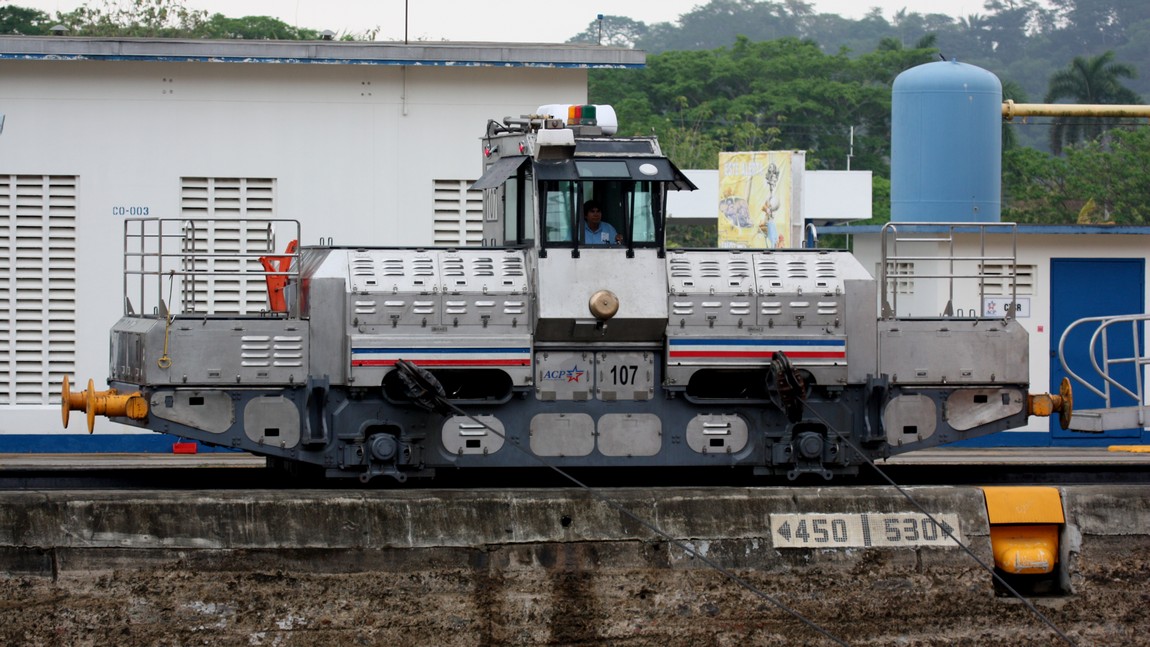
[172, 442, 198, 454]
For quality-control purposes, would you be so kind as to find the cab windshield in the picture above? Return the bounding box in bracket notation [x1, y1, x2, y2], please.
[540, 179, 660, 248]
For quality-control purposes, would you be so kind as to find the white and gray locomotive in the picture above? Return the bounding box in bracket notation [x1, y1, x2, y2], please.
[62, 105, 1069, 482]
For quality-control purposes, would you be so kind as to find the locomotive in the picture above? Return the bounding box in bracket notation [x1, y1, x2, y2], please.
[62, 104, 1070, 482]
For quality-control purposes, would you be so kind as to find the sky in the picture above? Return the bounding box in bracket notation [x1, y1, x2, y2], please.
[13, 0, 974, 42]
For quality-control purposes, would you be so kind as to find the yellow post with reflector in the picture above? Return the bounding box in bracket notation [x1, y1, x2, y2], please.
[981, 486, 1064, 575]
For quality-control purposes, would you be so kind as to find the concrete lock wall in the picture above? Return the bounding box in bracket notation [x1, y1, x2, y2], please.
[0, 486, 1147, 645]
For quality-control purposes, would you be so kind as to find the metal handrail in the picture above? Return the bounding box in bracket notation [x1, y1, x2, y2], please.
[121, 217, 302, 318]
[1058, 314, 1148, 425]
[879, 222, 1019, 320]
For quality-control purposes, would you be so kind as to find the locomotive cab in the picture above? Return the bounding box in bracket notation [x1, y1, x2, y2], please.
[474, 106, 695, 344]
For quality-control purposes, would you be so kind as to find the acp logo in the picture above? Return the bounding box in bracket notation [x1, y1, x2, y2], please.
[542, 364, 586, 383]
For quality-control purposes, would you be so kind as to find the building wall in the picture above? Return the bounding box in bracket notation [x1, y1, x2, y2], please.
[0, 56, 589, 438]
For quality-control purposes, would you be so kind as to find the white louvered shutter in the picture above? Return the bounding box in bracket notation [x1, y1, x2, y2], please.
[433, 179, 483, 246]
[0, 175, 78, 405]
[179, 178, 278, 314]
[981, 263, 1035, 296]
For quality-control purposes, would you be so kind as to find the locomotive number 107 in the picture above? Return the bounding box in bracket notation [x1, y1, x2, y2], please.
[609, 364, 639, 385]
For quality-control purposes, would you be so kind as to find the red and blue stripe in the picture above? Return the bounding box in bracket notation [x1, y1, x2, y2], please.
[351, 345, 532, 368]
[668, 338, 846, 361]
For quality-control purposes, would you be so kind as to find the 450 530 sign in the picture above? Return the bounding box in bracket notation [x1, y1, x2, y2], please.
[770, 513, 963, 548]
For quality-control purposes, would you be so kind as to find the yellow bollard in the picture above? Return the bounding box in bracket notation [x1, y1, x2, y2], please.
[982, 486, 1064, 575]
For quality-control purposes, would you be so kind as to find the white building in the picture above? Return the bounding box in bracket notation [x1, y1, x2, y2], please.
[0, 36, 641, 449]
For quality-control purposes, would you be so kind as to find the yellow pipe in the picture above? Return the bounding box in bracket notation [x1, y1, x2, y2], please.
[61, 376, 148, 433]
[1003, 100, 1150, 121]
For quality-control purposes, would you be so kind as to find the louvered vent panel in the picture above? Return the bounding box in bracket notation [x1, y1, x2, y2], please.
[433, 179, 483, 246]
[179, 178, 278, 314]
[981, 263, 1035, 296]
[0, 175, 78, 405]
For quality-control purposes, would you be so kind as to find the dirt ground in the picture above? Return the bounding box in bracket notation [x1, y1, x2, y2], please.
[1, 537, 1147, 647]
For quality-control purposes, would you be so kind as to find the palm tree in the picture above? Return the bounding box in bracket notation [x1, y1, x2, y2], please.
[1044, 51, 1142, 154]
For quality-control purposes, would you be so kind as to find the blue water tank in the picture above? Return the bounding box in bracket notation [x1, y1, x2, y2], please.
[891, 60, 1002, 222]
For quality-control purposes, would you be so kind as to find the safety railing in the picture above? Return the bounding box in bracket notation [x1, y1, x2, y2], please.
[879, 222, 1019, 320]
[1058, 314, 1149, 431]
[122, 218, 302, 319]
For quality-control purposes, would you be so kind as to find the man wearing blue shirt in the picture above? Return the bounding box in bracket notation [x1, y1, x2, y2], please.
[582, 200, 621, 245]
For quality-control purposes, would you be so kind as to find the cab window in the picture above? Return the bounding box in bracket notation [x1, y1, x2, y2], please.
[539, 179, 661, 248]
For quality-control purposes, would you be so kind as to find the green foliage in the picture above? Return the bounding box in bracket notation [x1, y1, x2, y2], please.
[56, 0, 209, 37]
[589, 36, 924, 175]
[1003, 127, 1150, 224]
[568, 15, 648, 48]
[571, 0, 1150, 112]
[0, 5, 53, 34]
[1001, 146, 1072, 223]
[665, 221, 717, 248]
[199, 14, 320, 40]
[9, 0, 323, 39]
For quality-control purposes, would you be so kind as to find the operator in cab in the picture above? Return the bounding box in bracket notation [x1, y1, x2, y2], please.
[582, 200, 622, 245]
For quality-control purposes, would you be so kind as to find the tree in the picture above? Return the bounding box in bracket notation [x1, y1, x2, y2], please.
[56, 0, 208, 37]
[50, 0, 327, 39]
[1044, 51, 1142, 154]
[52, 0, 207, 36]
[199, 13, 319, 40]
[1063, 127, 1150, 223]
[590, 36, 903, 174]
[980, 0, 1048, 59]
[0, 5, 53, 34]
[649, 0, 814, 52]
[1001, 146, 1072, 222]
[567, 15, 648, 48]
[1002, 126, 1150, 224]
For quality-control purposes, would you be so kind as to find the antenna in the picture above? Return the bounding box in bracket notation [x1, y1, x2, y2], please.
[847, 126, 854, 170]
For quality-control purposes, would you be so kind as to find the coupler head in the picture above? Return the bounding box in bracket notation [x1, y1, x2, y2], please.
[61, 376, 149, 433]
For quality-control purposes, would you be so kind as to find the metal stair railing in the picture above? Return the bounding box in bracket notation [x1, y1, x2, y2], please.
[122, 217, 302, 319]
[879, 222, 1019, 320]
[1058, 314, 1149, 431]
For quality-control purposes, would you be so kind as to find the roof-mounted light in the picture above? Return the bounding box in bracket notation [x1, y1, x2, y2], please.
[536, 104, 618, 135]
[568, 104, 596, 126]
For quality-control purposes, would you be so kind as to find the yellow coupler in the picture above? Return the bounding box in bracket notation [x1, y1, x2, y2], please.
[981, 486, 1064, 575]
[61, 376, 149, 433]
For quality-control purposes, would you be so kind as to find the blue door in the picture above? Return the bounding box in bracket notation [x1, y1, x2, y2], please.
[1050, 258, 1145, 441]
